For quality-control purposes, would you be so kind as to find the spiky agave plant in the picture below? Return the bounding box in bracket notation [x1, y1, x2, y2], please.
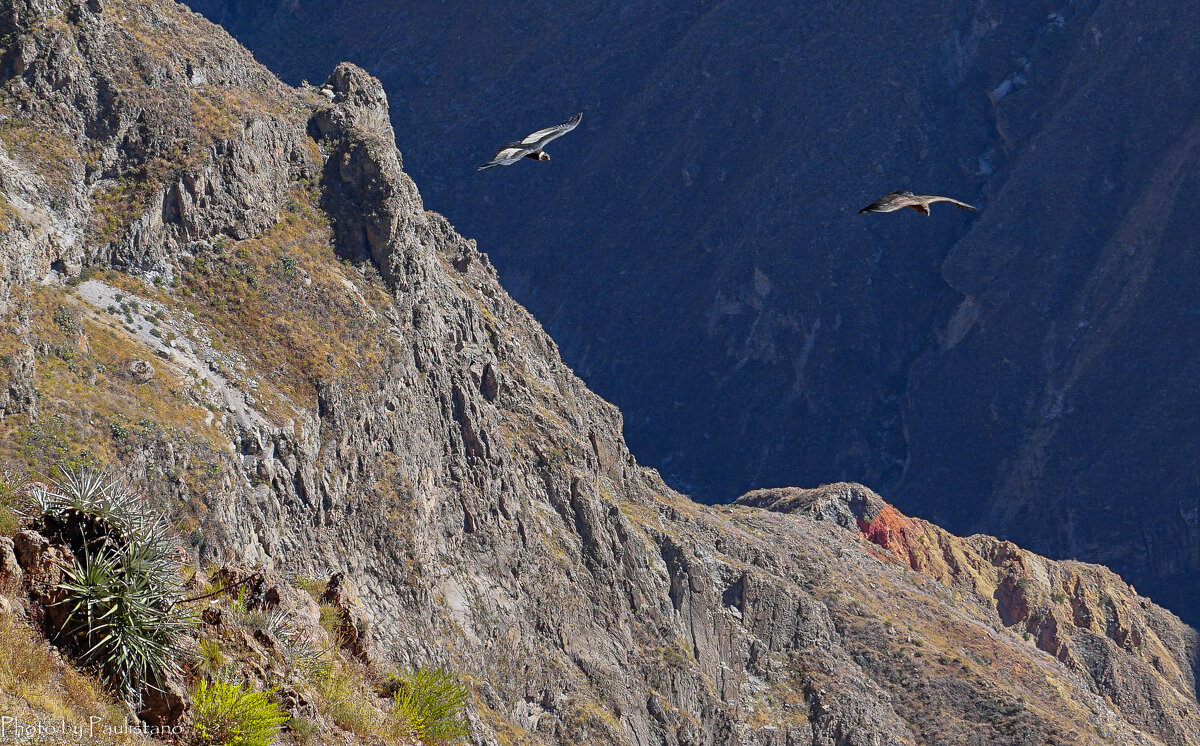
[266, 609, 331, 679]
[56, 545, 190, 703]
[37, 467, 190, 705]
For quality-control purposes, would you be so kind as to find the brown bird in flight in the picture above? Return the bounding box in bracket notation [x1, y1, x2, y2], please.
[858, 190, 976, 216]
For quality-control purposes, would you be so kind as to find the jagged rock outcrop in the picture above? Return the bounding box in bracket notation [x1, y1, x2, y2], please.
[308, 63, 416, 286]
[742, 484, 1200, 745]
[0, 2, 1198, 744]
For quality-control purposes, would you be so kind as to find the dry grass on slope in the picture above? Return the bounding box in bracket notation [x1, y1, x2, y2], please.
[170, 186, 400, 417]
[0, 611, 154, 745]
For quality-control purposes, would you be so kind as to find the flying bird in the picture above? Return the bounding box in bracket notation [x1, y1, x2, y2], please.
[858, 190, 976, 216]
[478, 113, 583, 171]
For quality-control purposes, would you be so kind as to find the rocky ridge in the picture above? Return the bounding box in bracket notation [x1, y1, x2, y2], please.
[0, 1, 1198, 744]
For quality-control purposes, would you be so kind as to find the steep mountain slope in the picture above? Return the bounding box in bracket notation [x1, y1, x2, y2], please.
[180, 0, 1200, 625]
[1, 1, 1198, 744]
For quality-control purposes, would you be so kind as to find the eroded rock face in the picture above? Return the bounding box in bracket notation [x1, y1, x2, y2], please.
[320, 571, 371, 662]
[0, 3, 1197, 744]
[0, 0, 313, 306]
[0, 536, 22, 590]
[741, 484, 1200, 745]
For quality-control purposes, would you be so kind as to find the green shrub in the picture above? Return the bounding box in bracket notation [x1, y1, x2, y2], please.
[391, 667, 470, 745]
[34, 468, 190, 705]
[52, 305, 77, 333]
[191, 679, 289, 746]
[294, 576, 327, 600]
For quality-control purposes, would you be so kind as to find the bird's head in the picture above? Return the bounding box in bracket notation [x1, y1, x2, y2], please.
[537, 151, 550, 162]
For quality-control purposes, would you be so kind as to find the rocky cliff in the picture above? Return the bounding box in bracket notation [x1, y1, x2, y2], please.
[181, 0, 1200, 627]
[0, 1, 1198, 744]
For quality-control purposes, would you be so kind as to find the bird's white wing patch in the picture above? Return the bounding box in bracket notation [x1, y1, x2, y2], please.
[519, 112, 583, 147]
[520, 126, 562, 146]
[926, 196, 977, 210]
[494, 146, 528, 162]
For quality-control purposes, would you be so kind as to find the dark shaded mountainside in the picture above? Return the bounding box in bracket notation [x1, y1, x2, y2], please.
[1, 1, 1200, 744]
[182, 0, 1200, 626]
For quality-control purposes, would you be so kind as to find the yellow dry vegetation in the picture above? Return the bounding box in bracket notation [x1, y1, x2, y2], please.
[191, 82, 299, 143]
[173, 187, 398, 419]
[0, 119, 80, 193]
[87, 174, 160, 247]
[0, 612, 152, 744]
[312, 659, 393, 740]
[559, 697, 623, 743]
[190, 576, 430, 746]
[0, 286, 222, 476]
[0, 192, 19, 231]
[472, 696, 540, 746]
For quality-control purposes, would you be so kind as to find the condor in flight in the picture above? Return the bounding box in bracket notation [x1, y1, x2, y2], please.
[859, 190, 976, 215]
[478, 113, 583, 171]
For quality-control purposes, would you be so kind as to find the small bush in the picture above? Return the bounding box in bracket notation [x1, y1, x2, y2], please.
[191, 679, 289, 746]
[52, 305, 77, 333]
[317, 602, 341, 636]
[295, 576, 327, 600]
[390, 667, 470, 745]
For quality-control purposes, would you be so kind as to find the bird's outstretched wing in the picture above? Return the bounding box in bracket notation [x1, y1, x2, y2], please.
[923, 195, 977, 211]
[858, 190, 976, 214]
[858, 190, 915, 214]
[478, 145, 533, 171]
[518, 112, 582, 149]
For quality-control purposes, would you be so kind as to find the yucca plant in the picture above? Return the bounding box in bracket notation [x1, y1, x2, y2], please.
[264, 608, 331, 677]
[56, 544, 189, 703]
[38, 470, 177, 570]
[391, 667, 470, 745]
[32, 467, 190, 706]
[191, 678, 289, 746]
